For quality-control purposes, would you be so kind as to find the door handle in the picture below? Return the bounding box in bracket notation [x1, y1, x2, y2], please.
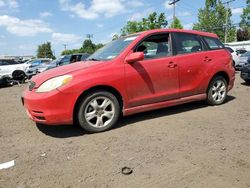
[168, 62, 177, 68]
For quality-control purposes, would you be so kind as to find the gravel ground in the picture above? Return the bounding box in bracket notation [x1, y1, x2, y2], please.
[0, 73, 250, 188]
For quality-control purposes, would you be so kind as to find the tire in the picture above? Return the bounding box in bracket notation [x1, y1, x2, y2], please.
[76, 91, 120, 133]
[12, 70, 26, 82]
[207, 76, 228, 105]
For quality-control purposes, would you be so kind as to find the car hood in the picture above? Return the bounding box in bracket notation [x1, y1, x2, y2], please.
[31, 61, 106, 87]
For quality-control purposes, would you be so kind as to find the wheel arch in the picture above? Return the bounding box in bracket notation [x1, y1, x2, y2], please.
[207, 71, 230, 92]
[73, 85, 124, 124]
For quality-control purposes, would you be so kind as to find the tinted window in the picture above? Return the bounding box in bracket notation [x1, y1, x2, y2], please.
[204, 37, 224, 50]
[0, 60, 18, 65]
[59, 55, 71, 66]
[134, 34, 170, 59]
[236, 49, 247, 55]
[41, 60, 50, 64]
[174, 33, 203, 55]
[241, 51, 250, 57]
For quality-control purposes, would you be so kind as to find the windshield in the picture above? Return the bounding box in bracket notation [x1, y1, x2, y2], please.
[87, 35, 139, 61]
[242, 51, 250, 57]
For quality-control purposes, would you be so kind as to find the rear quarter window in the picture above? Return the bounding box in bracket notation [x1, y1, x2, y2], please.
[203, 37, 224, 50]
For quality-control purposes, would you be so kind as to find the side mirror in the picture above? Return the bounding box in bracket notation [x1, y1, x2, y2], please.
[125, 52, 144, 64]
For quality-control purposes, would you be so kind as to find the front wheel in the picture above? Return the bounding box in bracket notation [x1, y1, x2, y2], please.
[207, 76, 228, 105]
[76, 91, 120, 133]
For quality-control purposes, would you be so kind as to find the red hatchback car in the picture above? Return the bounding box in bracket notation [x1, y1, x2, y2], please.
[22, 29, 235, 133]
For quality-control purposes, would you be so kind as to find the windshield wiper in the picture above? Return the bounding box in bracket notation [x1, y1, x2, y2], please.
[87, 58, 100, 61]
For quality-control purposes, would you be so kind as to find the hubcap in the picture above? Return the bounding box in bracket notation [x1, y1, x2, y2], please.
[84, 97, 115, 128]
[211, 80, 226, 102]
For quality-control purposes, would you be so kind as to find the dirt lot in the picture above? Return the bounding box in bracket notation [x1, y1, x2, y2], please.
[0, 73, 250, 188]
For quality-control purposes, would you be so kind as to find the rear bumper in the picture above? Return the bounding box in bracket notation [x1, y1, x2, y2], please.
[22, 88, 79, 125]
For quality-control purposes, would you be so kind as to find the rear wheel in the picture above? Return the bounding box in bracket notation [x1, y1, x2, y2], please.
[207, 76, 228, 105]
[76, 91, 120, 133]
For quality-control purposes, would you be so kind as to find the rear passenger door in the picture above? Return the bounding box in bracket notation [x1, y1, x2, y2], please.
[172, 32, 211, 97]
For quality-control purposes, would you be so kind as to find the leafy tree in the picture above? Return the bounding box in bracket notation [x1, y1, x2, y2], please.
[61, 49, 80, 55]
[193, 0, 236, 42]
[79, 39, 96, 54]
[240, 0, 250, 28]
[237, 28, 250, 41]
[37, 42, 55, 59]
[121, 12, 167, 36]
[61, 40, 104, 55]
[169, 17, 183, 29]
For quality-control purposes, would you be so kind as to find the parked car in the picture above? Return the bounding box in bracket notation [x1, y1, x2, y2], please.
[25, 58, 52, 78]
[26, 54, 90, 78]
[0, 59, 29, 84]
[240, 51, 250, 84]
[235, 51, 250, 70]
[22, 29, 235, 133]
[236, 49, 247, 56]
[225, 46, 240, 69]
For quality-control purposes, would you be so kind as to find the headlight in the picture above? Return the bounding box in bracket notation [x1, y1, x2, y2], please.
[36, 75, 72, 93]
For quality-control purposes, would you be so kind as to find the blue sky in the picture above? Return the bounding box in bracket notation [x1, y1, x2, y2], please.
[0, 0, 246, 56]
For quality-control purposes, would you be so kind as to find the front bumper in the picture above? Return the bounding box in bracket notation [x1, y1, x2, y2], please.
[22, 88, 80, 125]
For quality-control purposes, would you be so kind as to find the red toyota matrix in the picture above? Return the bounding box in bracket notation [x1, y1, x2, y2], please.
[22, 29, 235, 133]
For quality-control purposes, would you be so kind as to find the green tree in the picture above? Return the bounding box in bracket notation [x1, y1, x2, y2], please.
[237, 28, 250, 41]
[121, 12, 167, 36]
[61, 40, 104, 55]
[193, 0, 236, 42]
[240, 0, 250, 28]
[61, 49, 80, 55]
[79, 39, 96, 54]
[238, 0, 250, 41]
[169, 17, 183, 29]
[37, 42, 55, 59]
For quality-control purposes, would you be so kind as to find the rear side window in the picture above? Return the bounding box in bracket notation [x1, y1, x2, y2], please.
[174, 33, 203, 55]
[203, 37, 224, 50]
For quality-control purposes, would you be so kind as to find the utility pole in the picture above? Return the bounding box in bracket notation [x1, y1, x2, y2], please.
[223, 0, 235, 43]
[169, 0, 180, 20]
[86, 34, 93, 40]
[63, 44, 67, 51]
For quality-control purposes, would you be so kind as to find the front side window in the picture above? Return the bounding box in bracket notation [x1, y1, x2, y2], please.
[204, 37, 224, 50]
[134, 34, 170, 59]
[175, 33, 203, 55]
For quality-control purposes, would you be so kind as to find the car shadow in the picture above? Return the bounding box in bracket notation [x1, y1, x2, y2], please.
[115, 95, 235, 129]
[241, 82, 250, 86]
[36, 95, 236, 138]
[36, 123, 86, 138]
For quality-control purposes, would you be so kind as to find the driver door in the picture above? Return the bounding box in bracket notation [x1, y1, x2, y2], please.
[125, 33, 179, 107]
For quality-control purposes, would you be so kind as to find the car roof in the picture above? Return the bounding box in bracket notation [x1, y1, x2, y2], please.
[132, 29, 218, 38]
